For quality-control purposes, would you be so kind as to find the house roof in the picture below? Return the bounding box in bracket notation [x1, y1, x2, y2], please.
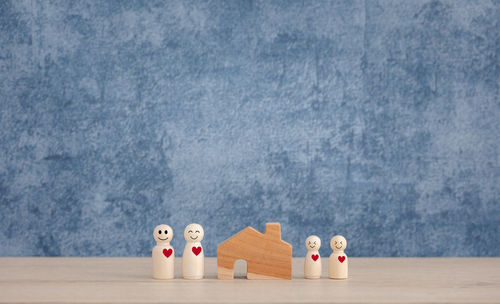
[218, 225, 291, 250]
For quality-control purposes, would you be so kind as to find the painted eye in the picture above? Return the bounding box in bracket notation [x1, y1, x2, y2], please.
[340, 241, 343, 244]
[335, 241, 337, 244]
[195, 230, 200, 233]
[158, 230, 162, 234]
[164, 230, 168, 234]
[313, 241, 316, 244]
[188, 230, 193, 233]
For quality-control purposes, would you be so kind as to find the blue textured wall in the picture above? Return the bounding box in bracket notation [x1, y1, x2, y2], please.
[1, 0, 499, 257]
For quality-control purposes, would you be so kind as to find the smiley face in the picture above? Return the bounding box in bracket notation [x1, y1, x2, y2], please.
[184, 223, 204, 242]
[305, 235, 321, 250]
[153, 224, 173, 244]
[330, 235, 347, 252]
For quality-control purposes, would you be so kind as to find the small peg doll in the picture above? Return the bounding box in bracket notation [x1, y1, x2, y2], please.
[329, 235, 348, 279]
[152, 224, 175, 279]
[182, 223, 205, 279]
[304, 235, 322, 279]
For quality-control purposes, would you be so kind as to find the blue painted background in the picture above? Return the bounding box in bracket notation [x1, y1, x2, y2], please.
[1, 0, 499, 257]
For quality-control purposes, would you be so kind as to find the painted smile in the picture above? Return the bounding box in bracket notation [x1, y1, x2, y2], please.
[335, 245, 342, 249]
[190, 236, 198, 240]
[158, 237, 169, 241]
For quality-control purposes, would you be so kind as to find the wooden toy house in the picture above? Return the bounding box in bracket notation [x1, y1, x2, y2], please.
[217, 222, 292, 279]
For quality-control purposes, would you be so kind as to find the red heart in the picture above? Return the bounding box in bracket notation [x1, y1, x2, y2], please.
[192, 246, 202, 256]
[163, 248, 172, 258]
[311, 254, 319, 262]
[338, 256, 346, 263]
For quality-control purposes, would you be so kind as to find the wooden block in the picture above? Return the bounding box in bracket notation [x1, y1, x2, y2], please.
[217, 222, 292, 280]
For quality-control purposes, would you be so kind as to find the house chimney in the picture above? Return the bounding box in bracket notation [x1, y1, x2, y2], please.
[264, 223, 282, 239]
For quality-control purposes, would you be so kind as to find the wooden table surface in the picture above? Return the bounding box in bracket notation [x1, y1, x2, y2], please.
[0, 257, 499, 303]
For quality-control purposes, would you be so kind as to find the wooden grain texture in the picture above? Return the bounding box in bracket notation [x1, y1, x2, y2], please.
[0, 258, 499, 303]
[217, 223, 292, 279]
